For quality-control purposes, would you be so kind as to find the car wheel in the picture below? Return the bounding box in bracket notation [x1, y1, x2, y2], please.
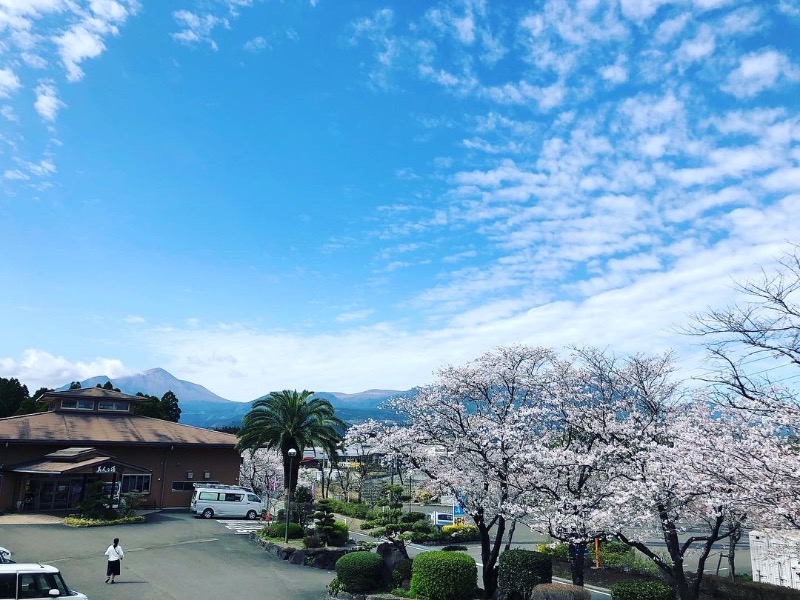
[202, 508, 214, 519]
[246, 510, 258, 520]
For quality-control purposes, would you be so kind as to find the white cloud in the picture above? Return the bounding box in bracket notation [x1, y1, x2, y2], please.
[779, 1, 800, 17]
[693, 0, 735, 10]
[25, 159, 56, 177]
[99, 234, 797, 400]
[172, 10, 229, 50]
[599, 55, 628, 83]
[34, 80, 64, 121]
[243, 36, 268, 53]
[654, 13, 689, 43]
[336, 309, 374, 323]
[676, 25, 715, 63]
[0, 349, 130, 394]
[761, 168, 800, 192]
[721, 7, 763, 35]
[124, 315, 146, 324]
[4, 169, 29, 181]
[723, 49, 797, 98]
[0, 105, 17, 121]
[454, 14, 475, 44]
[90, 0, 131, 23]
[619, 0, 670, 22]
[0, 68, 22, 98]
[55, 25, 107, 82]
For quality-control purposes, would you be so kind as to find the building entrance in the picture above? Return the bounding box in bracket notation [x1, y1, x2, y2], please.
[23, 477, 88, 511]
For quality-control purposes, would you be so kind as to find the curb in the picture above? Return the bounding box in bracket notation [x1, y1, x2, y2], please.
[553, 576, 611, 596]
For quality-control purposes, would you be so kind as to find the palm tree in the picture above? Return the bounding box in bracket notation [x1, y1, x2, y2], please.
[235, 389, 345, 497]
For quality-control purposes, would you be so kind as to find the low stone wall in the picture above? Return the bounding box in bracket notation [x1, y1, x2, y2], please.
[249, 533, 360, 570]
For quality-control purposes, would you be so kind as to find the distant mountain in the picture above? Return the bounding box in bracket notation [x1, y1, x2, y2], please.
[61, 369, 410, 429]
[61, 368, 230, 404]
[314, 389, 413, 409]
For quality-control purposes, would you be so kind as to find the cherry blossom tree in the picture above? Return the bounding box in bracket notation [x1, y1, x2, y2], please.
[505, 348, 767, 599]
[360, 345, 558, 599]
[606, 399, 760, 600]
[507, 349, 679, 587]
[342, 423, 382, 503]
[687, 246, 800, 530]
[240, 448, 283, 517]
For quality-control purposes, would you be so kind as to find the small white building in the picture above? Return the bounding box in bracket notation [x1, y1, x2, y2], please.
[749, 529, 800, 590]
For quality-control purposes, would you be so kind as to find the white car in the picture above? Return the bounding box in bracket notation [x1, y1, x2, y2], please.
[0, 563, 89, 599]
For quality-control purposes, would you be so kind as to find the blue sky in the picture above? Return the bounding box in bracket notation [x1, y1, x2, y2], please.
[1, 0, 800, 401]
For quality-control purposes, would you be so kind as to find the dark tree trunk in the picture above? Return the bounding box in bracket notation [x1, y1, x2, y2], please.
[569, 541, 587, 586]
[477, 514, 506, 598]
[727, 526, 742, 578]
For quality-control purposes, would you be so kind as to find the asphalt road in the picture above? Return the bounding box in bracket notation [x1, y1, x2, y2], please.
[3, 511, 333, 600]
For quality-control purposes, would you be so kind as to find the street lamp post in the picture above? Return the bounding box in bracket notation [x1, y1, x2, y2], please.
[285, 448, 297, 544]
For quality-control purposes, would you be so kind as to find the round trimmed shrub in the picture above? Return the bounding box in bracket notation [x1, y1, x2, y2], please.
[532, 583, 591, 599]
[268, 522, 305, 540]
[328, 520, 349, 546]
[410, 550, 478, 600]
[610, 580, 673, 600]
[499, 549, 552, 599]
[413, 520, 438, 533]
[335, 550, 385, 593]
[401, 511, 428, 523]
[441, 524, 480, 541]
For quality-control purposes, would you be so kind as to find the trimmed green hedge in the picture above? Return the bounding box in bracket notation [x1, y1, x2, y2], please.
[499, 549, 553, 599]
[610, 580, 673, 600]
[536, 543, 570, 562]
[441, 523, 480, 541]
[328, 520, 349, 546]
[63, 515, 145, 527]
[701, 574, 800, 599]
[265, 522, 304, 540]
[411, 550, 478, 600]
[532, 583, 592, 599]
[327, 498, 371, 519]
[335, 551, 385, 593]
[401, 511, 428, 523]
[393, 558, 414, 587]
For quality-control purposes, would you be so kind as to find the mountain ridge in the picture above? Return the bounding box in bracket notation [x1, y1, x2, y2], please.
[62, 368, 409, 428]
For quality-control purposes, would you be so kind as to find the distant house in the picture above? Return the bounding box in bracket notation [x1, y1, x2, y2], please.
[0, 388, 241, 512]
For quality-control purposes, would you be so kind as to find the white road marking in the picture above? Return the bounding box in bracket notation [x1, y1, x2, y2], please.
[217, 519, 265, 534]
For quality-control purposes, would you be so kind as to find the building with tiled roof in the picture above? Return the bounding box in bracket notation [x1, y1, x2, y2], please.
[0, 388, 242, 512]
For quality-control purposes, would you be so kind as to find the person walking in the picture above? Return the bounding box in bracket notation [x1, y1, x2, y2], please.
[104, 537, 124, 583]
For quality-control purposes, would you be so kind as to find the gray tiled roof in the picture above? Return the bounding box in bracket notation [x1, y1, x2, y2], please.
[0, 412, 238, 447]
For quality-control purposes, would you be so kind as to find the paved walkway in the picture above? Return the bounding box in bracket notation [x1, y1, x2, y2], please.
[0, 510, 161, 525]
[0, 513, 63, 524]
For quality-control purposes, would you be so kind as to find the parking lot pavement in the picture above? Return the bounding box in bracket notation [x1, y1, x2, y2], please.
[2, 511, 332, 600]
[216, 518, 267, 535]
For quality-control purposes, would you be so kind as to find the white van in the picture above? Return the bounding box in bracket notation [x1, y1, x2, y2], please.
[429, 511, 454, 528]
[0, 563, 89, 599]
[190, 484, 262, 519]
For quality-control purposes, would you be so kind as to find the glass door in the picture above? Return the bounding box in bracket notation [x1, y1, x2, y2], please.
[38, 481, 55, 510]
[53, 480, 69, 509]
